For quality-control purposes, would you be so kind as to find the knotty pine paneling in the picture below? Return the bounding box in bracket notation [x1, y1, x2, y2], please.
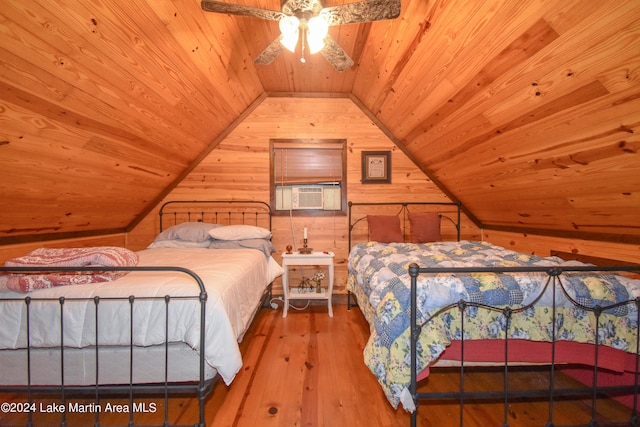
[390, 0, 640, 240]
[483, 229, 640, 265]
[0, 0, 262, 242]
[2, 0, 639, 249]
[127, 97, 479, 294]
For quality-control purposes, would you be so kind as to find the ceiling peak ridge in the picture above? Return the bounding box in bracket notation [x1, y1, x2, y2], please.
[266, 91, 352, 98]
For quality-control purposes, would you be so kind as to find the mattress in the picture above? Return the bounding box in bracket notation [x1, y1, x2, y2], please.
[0, 247, 284, 386]
[0, 343, 216, 386]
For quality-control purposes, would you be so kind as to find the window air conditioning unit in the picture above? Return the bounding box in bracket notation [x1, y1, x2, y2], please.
[291, 186, 323, 209]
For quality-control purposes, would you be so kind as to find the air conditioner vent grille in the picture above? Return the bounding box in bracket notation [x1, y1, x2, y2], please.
[292, 187, 323, 209]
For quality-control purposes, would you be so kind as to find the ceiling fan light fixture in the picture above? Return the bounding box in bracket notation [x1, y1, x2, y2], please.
[307, 15, 329, 54]
[306, 34, 325, 55]
[279, 16, 300, 52]
[201, 0, 402, 70]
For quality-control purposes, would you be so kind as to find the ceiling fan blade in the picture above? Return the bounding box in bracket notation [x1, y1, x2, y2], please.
[254, 37, 285, 65]
[320, 37, 354, 71]
[201, 0, 284, 21]
[323, 0, 401, 26]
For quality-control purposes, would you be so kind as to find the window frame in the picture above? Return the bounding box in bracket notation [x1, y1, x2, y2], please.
[269, 138, 347, 217]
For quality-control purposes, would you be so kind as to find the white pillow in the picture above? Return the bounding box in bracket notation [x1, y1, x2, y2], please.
[147, 239, 212, 249]
[153, 222, 221, 243]
[208, 225, 271, 241]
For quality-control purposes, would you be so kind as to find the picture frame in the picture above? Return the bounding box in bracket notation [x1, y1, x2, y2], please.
[361, 151, 391, 183]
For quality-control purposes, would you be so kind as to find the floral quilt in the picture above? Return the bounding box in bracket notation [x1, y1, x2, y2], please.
[347, 241, 640, 410]
[1, 247, 139, 293]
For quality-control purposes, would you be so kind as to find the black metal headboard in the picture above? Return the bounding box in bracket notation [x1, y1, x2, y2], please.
[348, 201, 462, 248]
[159, 200, 272, 231]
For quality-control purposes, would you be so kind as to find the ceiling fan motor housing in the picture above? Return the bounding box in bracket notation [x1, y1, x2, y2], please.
[281, 0, 323, 16]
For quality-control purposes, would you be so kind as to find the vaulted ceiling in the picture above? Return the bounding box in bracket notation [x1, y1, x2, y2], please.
[1, 0, 639, 245]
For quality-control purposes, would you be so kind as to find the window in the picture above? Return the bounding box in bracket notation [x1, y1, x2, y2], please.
[270, 139, 347, 216]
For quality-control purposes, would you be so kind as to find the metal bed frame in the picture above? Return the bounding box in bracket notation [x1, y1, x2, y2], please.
[0, 200, 273, 427]
[407, 263, 640, 427]
[347, 200, 462, 310]
[159, 199, 272, 232]
[347, 200, 462, 249]
[346, 200, 640, 426]
[0, 265, 209, 427]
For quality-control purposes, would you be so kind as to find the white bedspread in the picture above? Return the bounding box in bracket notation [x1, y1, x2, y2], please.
[0, 248, 283, 386]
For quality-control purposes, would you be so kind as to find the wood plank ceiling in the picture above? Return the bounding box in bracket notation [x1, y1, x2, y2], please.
[0, 0, 638, 244]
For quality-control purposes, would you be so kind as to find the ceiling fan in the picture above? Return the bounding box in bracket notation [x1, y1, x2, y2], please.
[201, 0, 401, 71]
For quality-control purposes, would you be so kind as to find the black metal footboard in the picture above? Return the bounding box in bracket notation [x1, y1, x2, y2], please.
[0, 265, 211, 427]
[408, 264, 640, 427]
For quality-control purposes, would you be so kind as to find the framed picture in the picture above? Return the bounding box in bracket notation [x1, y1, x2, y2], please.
[361, 151, 391, 183]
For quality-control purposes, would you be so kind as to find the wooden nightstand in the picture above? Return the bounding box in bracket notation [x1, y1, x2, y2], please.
[281, 251, 335, 318]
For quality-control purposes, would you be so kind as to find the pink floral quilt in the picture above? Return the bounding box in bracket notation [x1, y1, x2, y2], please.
[1, 246, 139, 293]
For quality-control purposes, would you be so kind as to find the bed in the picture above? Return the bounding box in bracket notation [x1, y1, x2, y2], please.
[347, 201, 640, 427]
[0, 200, 283, 427]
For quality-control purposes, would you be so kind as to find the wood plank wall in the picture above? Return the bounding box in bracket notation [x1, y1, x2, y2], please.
[1, 96, 637, 283]
[484, 229, 640, 264]
[126, 96, 478, 294]
[126, 96, 640, 293]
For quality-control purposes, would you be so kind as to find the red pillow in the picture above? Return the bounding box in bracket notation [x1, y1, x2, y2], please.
[409, 212, 441, 243]
[367, 215, 403, 243]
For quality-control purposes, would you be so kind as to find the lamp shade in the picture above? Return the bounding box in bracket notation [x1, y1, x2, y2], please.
[307, 16, 329, 54]
[279, 16, 300, 52]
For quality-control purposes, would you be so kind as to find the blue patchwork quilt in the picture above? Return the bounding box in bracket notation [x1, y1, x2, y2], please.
[347, 241, 640, 410]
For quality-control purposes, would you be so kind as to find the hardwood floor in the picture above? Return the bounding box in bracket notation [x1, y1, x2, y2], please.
[205, 303, 415, 426]
[204, 304, 636, 427]
[0, 303, 636, 426]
